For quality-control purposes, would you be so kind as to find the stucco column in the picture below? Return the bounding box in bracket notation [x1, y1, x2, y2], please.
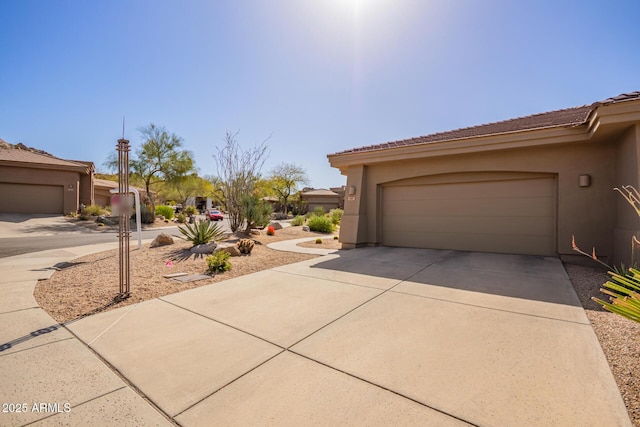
[340, 165, 368, 249]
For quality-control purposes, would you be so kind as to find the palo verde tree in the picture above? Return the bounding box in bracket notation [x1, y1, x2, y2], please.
[131, 123, 195, 212]
[269, 162, 309, 214]
[213, 131, 269, 232]
[163, 174, 214, 206]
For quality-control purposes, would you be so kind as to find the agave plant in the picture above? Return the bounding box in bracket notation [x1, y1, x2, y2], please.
[177, 219, 225, 246]
[592, 268, 640, 323]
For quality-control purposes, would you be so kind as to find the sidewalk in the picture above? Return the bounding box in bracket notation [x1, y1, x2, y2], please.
[0, 241, 173, 426]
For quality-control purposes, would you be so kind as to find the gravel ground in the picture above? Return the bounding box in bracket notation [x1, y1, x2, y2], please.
[34, 226, 336, 324]
[562, 256, 640, 426]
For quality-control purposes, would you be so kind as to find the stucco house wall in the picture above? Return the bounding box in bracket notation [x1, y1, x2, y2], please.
[329, 92, 640, 266]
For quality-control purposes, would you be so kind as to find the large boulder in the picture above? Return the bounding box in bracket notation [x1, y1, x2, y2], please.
[150, 233, 174, 248]
[268, 221, 283, 230]
[214, 243, 241, 257]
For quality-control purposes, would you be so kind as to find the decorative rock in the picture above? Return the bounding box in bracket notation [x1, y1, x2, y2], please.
[268, 221, 283, 230]
[150, 233, 175, 248]
[302, 225, 310, 232]
[96, 215, 119, 226]
[214, 243, 241, 257]
[190, 242, 217, 254]
[250, 229, 261, 235]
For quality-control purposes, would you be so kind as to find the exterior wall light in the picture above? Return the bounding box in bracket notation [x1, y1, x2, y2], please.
[348, 185, 356, 195]
[579, 174, 591, 187]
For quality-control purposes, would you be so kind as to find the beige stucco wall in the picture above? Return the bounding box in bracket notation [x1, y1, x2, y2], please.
[340, 138, 623, 259]
[0, 165, 82, 214]
[613, 124, 640, 266]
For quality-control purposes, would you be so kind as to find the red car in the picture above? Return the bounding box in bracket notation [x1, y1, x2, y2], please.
[208, 209, 224, 221]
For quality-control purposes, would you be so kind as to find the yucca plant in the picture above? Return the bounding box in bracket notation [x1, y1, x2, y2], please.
[177, 219, 225, 246]
[592, 268, 640, 323]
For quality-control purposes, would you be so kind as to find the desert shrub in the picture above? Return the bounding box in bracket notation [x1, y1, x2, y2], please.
[291, 215, 305, 226]
[176, 213, 186, 223]
[266, 226, 275, 236]
[313, 206, 326, 217]
[178, 219, 225, 246]
[307, 215, 334, 233]
[155, 205, 174, 220]
[329, 208, 343, 225]
[241, 195, 272, 231]
[206, 251, 232, 274]
[315, 238, 322, 244]
[184, 206, 197, 217]
[132, 206, 155, 224]
[84, 204, 108, 216]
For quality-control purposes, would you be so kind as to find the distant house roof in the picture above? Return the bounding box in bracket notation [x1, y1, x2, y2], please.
[302, 189, 339, 197]
[94, 178, 119, 189]
[0, 146, 92, 173]
[330, 91, 640, 156]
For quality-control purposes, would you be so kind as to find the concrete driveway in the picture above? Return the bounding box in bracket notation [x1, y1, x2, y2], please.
[62, 246, 630, 426]
[0, 214, 92, 237]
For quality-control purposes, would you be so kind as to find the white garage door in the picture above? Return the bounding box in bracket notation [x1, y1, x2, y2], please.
[382, 177, 556, 256]
[0, 183, 64, 214]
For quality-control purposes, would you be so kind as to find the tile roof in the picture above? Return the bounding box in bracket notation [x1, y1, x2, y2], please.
[302, 189, 339, 196]
[331, 91, 640, 156]
[0, 147, 90, 170]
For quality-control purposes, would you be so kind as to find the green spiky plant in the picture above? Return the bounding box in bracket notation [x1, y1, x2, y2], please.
[592, 269, 640, 323]
[573, 185, 640, 323]
[177, 219, 225, 246]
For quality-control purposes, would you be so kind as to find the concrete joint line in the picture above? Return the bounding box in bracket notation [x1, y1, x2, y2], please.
[158, 298, 286, 349]
[388, 289, 592, 326]
[269, 268, 405, 291]
[64, 327, 178, 426]
[281, 261, 441, 350]
[173, 350, 286, 419]
[21, 386, 130, 427]
[287, 349, 479, 427]
[86, 308, 134, 346]
[0, 337, 74, 358]
[0, 305, 41, 315]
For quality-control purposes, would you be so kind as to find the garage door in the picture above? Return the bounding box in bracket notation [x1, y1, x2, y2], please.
[0, 183, 64, 214]
[382, 177, 556, 256]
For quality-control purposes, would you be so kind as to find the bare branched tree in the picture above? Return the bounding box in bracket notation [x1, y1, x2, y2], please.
[213, 131, 270, 232]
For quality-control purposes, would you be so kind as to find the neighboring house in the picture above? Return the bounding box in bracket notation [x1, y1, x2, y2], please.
[94, 179, 150, 208]
[0, 141, 94, 214]
[328, 91, 640, 266]
[301, 188, 341, 213]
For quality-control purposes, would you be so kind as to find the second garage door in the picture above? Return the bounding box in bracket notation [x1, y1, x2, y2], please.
[382, 177, 556, 256]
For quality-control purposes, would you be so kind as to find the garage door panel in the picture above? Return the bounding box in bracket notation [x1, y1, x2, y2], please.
[388, 197, 553, 217]
[0, 183, 64, 214]
[386, 179, 552, 200]
[384, 215, 553, 236]
[382, 177, 555, 256]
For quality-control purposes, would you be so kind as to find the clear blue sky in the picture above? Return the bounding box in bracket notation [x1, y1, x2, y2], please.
[1, 0, 638, 188]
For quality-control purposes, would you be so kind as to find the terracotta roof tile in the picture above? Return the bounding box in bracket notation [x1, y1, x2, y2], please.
[331, 91, 640, 156]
